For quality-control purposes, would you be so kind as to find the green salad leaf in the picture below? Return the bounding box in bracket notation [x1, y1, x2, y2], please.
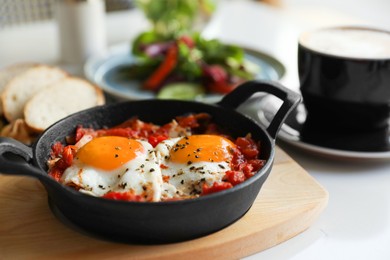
[136, 0, 215, 38]
[123, 0, 260, 99]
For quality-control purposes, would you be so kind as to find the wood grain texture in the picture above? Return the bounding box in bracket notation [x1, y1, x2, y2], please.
[0, 147, 328, 259]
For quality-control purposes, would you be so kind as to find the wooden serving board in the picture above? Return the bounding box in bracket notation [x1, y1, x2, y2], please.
[0, 147, 328, 259]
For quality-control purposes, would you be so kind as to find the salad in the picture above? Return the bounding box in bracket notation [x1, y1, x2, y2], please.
[123, 0, 260, 100]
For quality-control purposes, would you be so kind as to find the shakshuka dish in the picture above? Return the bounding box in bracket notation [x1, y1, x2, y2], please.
[47, 113, 266, 202]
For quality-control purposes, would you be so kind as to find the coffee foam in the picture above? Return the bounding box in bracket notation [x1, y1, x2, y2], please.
[300, 27, 390, 59]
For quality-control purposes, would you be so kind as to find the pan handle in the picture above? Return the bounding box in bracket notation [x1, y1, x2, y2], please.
[0, 137, 46, 180]
[217, 80, 301, 139]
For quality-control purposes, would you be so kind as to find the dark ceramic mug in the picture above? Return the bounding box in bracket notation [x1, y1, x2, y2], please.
[297, 26, 390, 151]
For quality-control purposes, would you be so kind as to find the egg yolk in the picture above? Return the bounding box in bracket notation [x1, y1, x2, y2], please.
[76, 136, 144, 171]
[169, 135, 236, 164]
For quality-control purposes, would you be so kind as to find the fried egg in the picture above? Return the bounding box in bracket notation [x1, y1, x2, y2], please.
[156, 135, 236, 198]
[61, 134, 237, 201]
[61, 136, 162, 201]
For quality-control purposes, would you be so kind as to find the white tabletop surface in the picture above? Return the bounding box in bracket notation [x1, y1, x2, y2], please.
[1, 1, 390, 259]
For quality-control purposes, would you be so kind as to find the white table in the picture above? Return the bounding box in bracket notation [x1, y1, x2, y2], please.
[1, 1, 390, 259]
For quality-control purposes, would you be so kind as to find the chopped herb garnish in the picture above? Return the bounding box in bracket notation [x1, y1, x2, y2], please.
[218, 164, 225, 169]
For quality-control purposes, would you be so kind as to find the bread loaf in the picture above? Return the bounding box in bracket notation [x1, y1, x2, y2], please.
[24, 77, 105, 132]
[0, 63, 37, 116]
[1, 65, 68, 122]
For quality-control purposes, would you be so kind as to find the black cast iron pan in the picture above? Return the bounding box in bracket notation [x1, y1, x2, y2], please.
[0, 80, 300, 244]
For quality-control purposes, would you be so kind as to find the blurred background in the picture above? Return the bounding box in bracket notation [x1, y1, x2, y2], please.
[0, 0, 389, 29]
[0, 0, 135, 28]
[1, 0, 389, 86]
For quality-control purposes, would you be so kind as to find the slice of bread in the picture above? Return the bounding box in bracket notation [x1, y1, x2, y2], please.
[24, 77, 105, 132]
[1, 65, 68, 122]
[0, 63, 37, 116]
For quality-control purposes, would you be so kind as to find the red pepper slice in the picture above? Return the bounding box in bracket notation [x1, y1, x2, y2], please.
[148, 134, 168, 147]
[224, 170, 246, 185]
[62, 145, 76, 166]
[48, 167, 62, 182]
[103, 191, 146, 202]
[50, 142, 64, 158]
[201, 182, 233, 195]
[144, 44, 178, 90]
[235, 136, 260, 159]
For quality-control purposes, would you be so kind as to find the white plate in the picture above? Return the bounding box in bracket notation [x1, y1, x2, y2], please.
[253, 96, 390, 160]
[84, 42, 285, 102]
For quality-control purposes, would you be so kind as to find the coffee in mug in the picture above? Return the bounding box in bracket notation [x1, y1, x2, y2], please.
[297, 26, 390, 151]
[300, 28, 390, 59]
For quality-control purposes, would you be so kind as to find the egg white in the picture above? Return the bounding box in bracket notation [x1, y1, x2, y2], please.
[155, 137, 232, 198]
[61, 140, 163, 201]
